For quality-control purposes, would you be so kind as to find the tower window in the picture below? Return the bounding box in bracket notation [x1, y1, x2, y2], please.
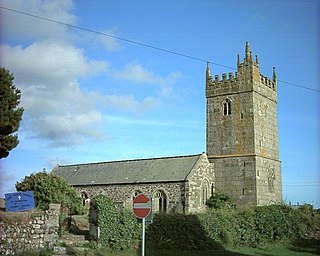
[268, 167, 275, 193]
[223, 99, 232, 115]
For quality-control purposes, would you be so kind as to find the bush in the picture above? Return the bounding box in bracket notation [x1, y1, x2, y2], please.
[201, 204, 317, 247]
[297, 204, 317, 236]
[253, 205, 302, 245]
[15, 171, 84, 214]
[90, 194, 140, 251]
[147, 213, 223, 250]
[147, 204, 318, 250]
[206, 190, 234, 209]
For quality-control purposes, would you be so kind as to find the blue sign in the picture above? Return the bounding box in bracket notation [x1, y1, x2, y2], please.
[5, 191, 35, 212]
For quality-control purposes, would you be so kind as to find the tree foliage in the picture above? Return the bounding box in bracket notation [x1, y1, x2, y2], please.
[16, 171, 85, 214]
[0, 67, 24, 158]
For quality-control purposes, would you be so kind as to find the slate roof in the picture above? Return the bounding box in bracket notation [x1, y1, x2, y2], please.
[51, 154, 202, 186]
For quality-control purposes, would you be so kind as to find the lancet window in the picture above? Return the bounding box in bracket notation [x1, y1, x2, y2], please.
[223, 99, 232, 115]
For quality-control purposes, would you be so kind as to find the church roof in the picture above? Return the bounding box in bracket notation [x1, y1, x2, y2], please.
[51, 154, 202, 186]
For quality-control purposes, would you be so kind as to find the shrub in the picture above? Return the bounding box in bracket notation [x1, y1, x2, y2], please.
[90, 194, 140, 251]
[15, 171, 84, 214]
[147, 204, 318, 250]
[297, 204, 317, 236]
[253, 205, 302, 245]
[147, 213, 223, 250]
[206, 190, 234, 209]
[201, 204, 317, 247]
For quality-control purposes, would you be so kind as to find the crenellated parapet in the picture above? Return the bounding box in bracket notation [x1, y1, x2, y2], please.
[260, 73, 276, 91]
[206, 42, 277, 99]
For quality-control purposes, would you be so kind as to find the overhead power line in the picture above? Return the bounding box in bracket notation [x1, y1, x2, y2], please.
[1, 6, 319, 93]
[277, 79, 319, 93]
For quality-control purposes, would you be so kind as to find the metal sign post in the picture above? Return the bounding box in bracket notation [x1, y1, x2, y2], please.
[133, 194, 152, 256]
[141, 217, 146, 256]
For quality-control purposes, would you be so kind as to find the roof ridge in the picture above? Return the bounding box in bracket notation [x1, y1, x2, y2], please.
[57, 153, 203, 168]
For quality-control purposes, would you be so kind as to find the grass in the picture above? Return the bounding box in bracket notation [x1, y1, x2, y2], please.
[14, 239, 320, 256]
[78, 239, 320, 256]
[145, 241, 320, 256]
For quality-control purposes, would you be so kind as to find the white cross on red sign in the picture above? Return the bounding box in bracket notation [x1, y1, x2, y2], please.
[133, 194, 151, 219]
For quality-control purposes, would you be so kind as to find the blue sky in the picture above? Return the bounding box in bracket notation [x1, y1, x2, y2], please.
[0, 0, 319, 207]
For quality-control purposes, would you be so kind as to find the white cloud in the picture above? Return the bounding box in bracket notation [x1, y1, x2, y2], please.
[0, 0, 179, 148]
[0, 42, 107, 86]
[97, 28, 123, 52]
[0, 42, 161, 147]
[0, 168, 17, 197]
[27, 111, 104, 147]
[103, 95, 160, 112]
[0, 41, 108, 147]
[1, 0, 76, 41]
[112, 62, 182, 97]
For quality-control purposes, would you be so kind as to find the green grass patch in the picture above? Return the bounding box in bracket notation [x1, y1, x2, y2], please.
[14, 239, 320, 256]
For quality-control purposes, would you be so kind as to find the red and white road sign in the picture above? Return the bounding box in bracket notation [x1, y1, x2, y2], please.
[133, 194, 151, 219]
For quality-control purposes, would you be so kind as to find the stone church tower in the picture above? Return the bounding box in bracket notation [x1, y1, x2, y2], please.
[206, 42, 282, 207]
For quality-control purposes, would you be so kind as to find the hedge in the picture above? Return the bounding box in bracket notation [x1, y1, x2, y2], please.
[147, 204, 317, 250]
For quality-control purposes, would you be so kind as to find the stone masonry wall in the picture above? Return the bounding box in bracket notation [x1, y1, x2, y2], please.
[186, 153, 215, 213]
[0, 204, 60, 255]
[74, 154, 215, 214]
[74, 181, 187, 214]
[206, 43, 282, 208]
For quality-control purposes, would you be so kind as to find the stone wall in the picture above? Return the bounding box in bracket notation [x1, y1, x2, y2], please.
[186, 153, 215, 213]
[74, 154, 215, 214]
[206, 43, 282, 208]
[0, 204, 60, 255]
[75, 182, 187, 214]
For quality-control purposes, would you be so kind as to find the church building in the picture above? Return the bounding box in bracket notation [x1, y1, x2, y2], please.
[52, 42, 282, 213]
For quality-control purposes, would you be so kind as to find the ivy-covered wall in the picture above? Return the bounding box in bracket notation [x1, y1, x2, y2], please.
[89, 194, 140, 251]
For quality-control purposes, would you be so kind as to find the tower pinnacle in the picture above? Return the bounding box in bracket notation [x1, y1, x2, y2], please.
[206, 62, 211, 80]
[273, 67, 277, 81]
[245, 41, 252, 61]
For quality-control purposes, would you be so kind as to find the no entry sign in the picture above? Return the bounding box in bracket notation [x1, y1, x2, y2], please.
[133, 194, 151, 219]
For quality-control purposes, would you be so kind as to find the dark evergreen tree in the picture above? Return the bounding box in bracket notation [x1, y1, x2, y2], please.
[0, 67, 24, 158]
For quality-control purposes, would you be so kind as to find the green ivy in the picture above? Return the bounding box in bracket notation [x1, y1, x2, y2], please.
[90, 194, 140, 251]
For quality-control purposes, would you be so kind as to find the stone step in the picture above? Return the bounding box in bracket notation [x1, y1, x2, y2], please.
[53, 244, 89, 255]
[57, 233, 89, 245]
[54, 233, 90, 255]
[53, 246, 67, 255]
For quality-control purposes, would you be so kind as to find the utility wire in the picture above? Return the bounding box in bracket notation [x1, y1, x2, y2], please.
[278, 79, 320, 93]
[1, 6, 319, 93]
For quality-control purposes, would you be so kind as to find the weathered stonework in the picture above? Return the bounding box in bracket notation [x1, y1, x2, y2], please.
[53, 42, 282, 211]
[206, 42, 282, 208]
[0, 204, 60, 255]
[72, 153, 214, 214]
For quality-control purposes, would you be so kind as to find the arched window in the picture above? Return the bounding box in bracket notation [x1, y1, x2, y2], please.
[153, 190, 167, 213]
[223, 99, 232, 115]
[211, 183, 215, 197]
[81, 191, 89, 206]
[201, 179, 210, 205]
[132, 190, 143, 201]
